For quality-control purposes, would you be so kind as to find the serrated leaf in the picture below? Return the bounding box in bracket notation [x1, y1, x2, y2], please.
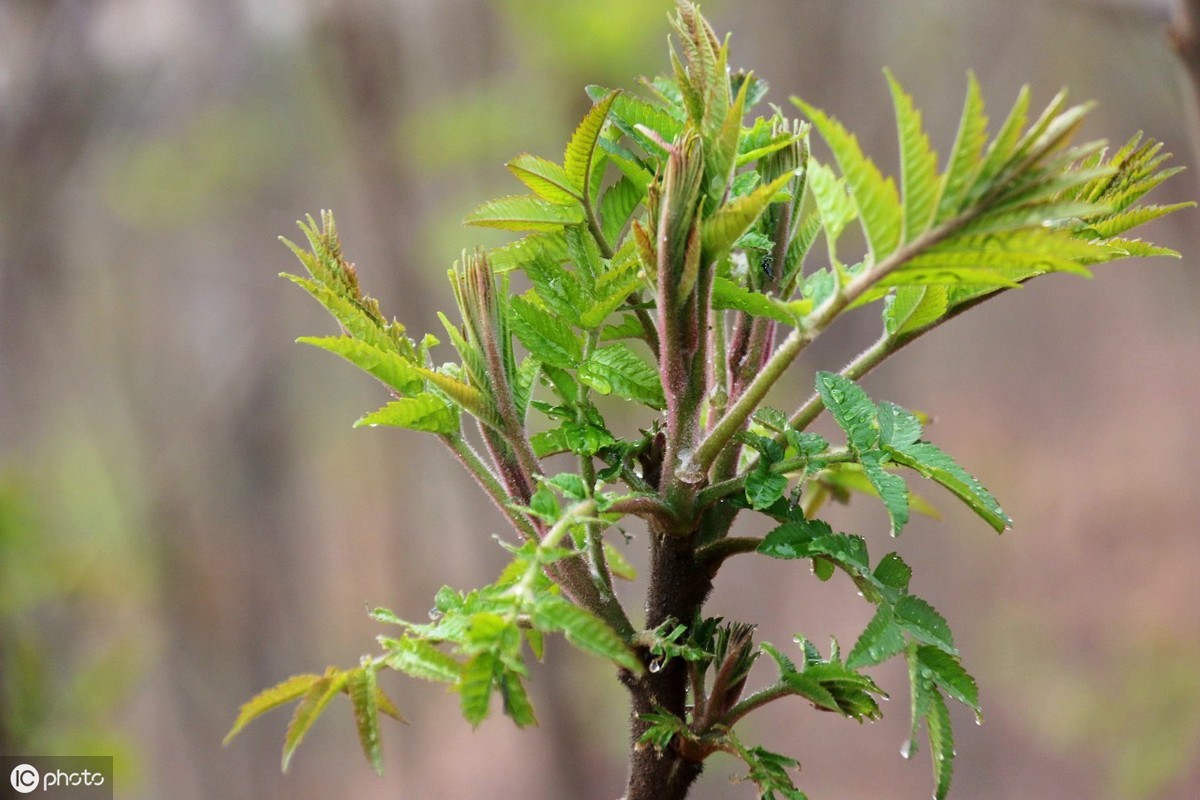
[701, 169, 798, 261]
[224, 673, 322, 745]
[886, 70, 941, 241]
[860, 453, 909, 536]
[531, 595, 642, 673]
[782, 671, 842, 712]
[506, 154, 581, 205]
[847, 605, 907, 669]
[916, 646, 980, 713]
[459, 652, 497, 727]
[523, 247, 584, 318]
[499, 670, 538, 728]
[354, 394, 458, 434]
[815, 372, 879, 452]
[975, 85, 1031, 189]
[464, 194, 585, 231]
[509, 296, 583, 369]
[381, 637, 461, 684]
[297, 336, 423, 395]
[282, 669, 348, 772]
[578, 343, 665, 409]
[895, 596, 956, 654]
[873, 552, 913, 591]
[282, 274, 397, 354]
[600, 176, 644, 244]
[938, 73, 989, 222]
[795, 97, 903, 261]
[926, 688, 956, 800]
[486, 231, 569, 274]
[1089, 202, 1194, 238]
[745, 462, 789, 510]
[591, 85, 684, 153]
[885, 440, 1009, 532]
[807, 162, 857, 253]
[565, 90, 619, 192]
[876, 402, 922, 448]
[346, 666, 383, 774]
[757, 518, 834, 559]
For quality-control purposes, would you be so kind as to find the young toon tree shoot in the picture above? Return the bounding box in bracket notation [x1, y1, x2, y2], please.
[225, 4, 1190, 798]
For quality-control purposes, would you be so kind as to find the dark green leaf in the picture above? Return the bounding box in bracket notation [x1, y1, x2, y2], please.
[746, 462, 789, 510]
[885, 441, 1010, 532]
[873, 553, 913, 592]
[847, 605, 907, 669]
[860, 452, 909, 536]
[814, 372, 879, 452]
[916, 646, 980, 714]
[757, 518, 834, 559]
[895, 596, 956, 654]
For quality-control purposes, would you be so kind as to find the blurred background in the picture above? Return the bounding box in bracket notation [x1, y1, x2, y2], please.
[2, 0, 1198, 798]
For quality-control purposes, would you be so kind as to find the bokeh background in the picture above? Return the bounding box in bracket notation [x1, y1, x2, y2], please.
[2, 0, 1198, 798]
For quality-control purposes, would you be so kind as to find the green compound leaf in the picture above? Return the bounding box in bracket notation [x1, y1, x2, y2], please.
[846, 605, 907, 669]
[224, 673, 322, 745]
[815, 371, 879, 452]
[531, 595, 643, 674]
[565, 89, 620, 193]
[354, 394, 458, 434]
[282, 669, 348, 772]
[885, 441, 1010, 533]
[794, 97, 903, 262]
[464, 194, 585, 231]
[346, 665, 384, 775]
[578, 343, 666, 409]
[886, 70, 941, 241]
[506, 154, 581, 205]
[894, 595, 956, 654]
[509, 296, 584, 369]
